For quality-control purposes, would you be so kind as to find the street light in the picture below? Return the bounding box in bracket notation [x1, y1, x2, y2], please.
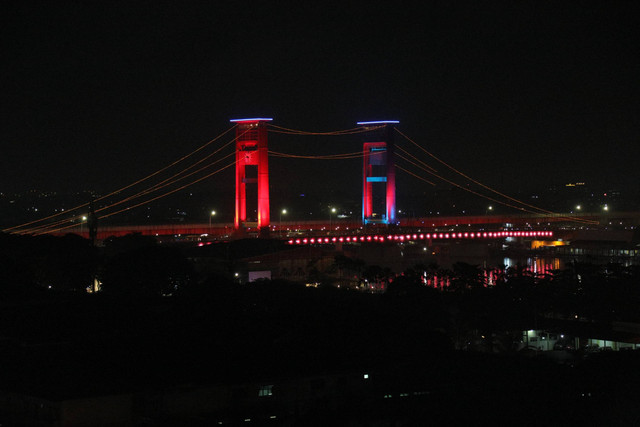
[81, 215, 87, 235]
[330, 207, 337, 230]
[576, 205, 582, 211]
[209, 210, 216, 232]
[280, 209, 287, 237]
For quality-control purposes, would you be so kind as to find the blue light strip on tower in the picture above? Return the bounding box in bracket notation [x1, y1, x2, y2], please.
[356, 120, 399, 125]
[230, 118, 274, 122]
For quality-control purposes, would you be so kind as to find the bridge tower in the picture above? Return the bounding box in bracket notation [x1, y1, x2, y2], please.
[358, 121, 399, 225]
[231, 118, 272, 235]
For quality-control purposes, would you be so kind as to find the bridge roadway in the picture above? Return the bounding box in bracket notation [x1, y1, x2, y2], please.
[60, 212, 639, 241]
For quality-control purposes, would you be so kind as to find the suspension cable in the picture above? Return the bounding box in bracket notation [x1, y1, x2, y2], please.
[395, 144, 438, 173]
[19, 132, 241, 235]
[4, 125, 237, 233]
[268, 150, 381, 160]
[267, 124, 377, 135]
[26, 150, 236, 235]
[36, 160, 237, 235]
[396, 165, 436, 186]
[395, 128, 598, 224]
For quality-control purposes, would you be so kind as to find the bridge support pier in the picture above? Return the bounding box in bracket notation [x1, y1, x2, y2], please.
[358, 121, 398, 226]
[231, 118, 272, 236]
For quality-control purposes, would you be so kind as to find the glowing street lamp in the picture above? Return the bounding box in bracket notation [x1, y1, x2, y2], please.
[330, 207, 337, 229]
[603, 204, 609, 212]
[209, 210, 216, 231]
[280, 209, 287, 236]
[576, 205, 582, 211]
[81, 215, 87, 235]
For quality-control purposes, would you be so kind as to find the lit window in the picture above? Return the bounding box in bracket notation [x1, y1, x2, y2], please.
[258, 385, 273, 397]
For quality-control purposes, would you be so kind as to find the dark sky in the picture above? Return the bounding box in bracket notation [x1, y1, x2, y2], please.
[2, 1, 639, 201]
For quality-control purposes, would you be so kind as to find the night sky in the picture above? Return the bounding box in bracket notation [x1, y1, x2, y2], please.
[2, 2, 639, 203]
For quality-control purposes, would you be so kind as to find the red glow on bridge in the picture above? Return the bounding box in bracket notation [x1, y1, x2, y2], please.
[234, 118, 271, 232]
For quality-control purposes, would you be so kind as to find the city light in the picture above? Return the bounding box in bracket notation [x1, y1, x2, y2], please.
[279, 209, 287, 237]
[209, 210, 216, 231]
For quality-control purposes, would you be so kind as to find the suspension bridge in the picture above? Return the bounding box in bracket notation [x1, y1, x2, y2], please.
[5, 118, 625, 245]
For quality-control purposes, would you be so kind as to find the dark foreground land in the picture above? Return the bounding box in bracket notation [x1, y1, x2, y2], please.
[2, 233, 640, 425]
[2, 282, 640, 426]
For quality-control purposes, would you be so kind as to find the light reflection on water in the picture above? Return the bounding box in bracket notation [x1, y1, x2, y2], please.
[423, 257, 564, 289]
[503, 257, 563, 276]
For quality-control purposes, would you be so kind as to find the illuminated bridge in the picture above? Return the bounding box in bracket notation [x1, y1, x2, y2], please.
[5, 118, 635, 242]
[58, 211, 640, 245]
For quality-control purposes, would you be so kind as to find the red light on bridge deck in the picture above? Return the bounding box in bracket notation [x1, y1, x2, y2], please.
[388, 235, 393, 239]
[412, 234, 417, 239]
[367, 236, 372, 241]
[419, 234, 424, 239]
[445, 234, 450, 238]
[332, 237, 337, 242]
[288, 240, 294, 244]
[464, 233, 469, 237]
[426, 234, 431, 239]
[483, 233, 487, 237]
[339, 237, 344, 242]
[303, 238, 308, 244]
[379, 236, 385, 242]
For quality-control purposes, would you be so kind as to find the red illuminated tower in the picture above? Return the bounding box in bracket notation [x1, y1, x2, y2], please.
[358, 121, 398, 225]
[231, 118, 272, 234]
